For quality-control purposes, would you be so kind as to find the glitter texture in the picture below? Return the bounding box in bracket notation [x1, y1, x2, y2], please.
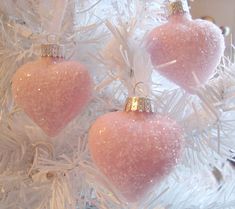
[147, 12, 225, 93]
[88, 111, 183, 202]
[12, 57, 92, 137]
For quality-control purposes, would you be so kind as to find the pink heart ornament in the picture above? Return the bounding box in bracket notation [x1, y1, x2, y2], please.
[147, 13, 225, 93]
[12, 57, 92, 137]
[88, 111, 183, 202]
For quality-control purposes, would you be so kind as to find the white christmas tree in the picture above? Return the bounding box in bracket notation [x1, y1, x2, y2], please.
[0, 0, 235, 209]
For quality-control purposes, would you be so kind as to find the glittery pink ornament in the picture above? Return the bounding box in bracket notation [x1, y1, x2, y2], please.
[147, 1, 225, 93]
[12, 57, 92, 137]
[88, 100, 183, 202]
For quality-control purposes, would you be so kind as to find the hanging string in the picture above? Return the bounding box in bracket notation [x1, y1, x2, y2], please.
[38, 0, 69, 42]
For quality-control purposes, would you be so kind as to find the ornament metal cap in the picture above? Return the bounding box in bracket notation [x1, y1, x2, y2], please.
[167, 1, 189, 16]
[124, 97, 154, 113]
[41, 44, 65, 58]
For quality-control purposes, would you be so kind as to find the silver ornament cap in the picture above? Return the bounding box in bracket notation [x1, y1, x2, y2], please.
[41, 44, 65, 58]
[167, 0, 189, 16]
[124, 97, 154, 113]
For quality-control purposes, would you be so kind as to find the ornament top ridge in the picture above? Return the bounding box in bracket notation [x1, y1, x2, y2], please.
[124, 97, 154, 113]
[167, 1, 189, 16]
[41, 44, 65, 58]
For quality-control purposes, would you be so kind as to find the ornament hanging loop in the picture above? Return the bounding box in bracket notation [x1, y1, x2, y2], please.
[132, 81, 149, 97]
[47, 34, 59, 44]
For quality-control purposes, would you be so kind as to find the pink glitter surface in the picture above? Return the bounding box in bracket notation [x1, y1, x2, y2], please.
[88, 111, 183, 202]
[147, 14, 225, 93]
[12, 57, 92, 137]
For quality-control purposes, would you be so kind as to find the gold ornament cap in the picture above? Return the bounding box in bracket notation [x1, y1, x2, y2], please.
[41, 44, 65, 58]
[167, 0, 189, 16]
[124, 97, 154, 113]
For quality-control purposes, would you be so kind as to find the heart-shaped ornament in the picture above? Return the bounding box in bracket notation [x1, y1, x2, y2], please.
[88, 98, 183, 202]
[147, 1, 225, 93]
[12, 57, 92, 137]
